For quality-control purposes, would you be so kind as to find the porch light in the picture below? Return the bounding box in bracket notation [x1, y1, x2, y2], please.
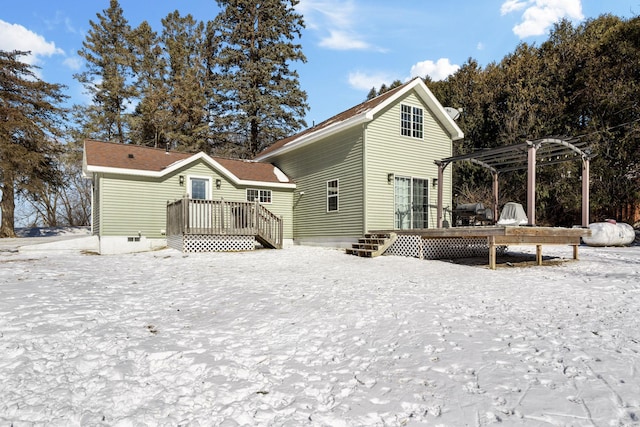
[387, 173, 394, 184]
[216, 179, 222, 189]
[432, 178, 438, 187]
[179, 175, 185, 186]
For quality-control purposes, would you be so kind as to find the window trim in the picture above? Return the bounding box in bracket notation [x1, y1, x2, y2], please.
[400, 103, 424, 139]
[327, 179, 339, 212]
[187, 175, 212, 200]
[246, 188, 273, 204]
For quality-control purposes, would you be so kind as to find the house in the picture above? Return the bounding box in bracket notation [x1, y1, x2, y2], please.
[83, 78, 463, 254]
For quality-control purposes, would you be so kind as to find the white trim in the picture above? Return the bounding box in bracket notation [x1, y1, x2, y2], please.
[327, 179, 339, 213]
[246, 188, 273, 204]
[254, 113, 369, 161]
[187, 175, 213, 200]
[393, 175, 430, 229]
[400, 104, 424, 140]
[84, 151, 296, 189]
[255, 78, 464, 161]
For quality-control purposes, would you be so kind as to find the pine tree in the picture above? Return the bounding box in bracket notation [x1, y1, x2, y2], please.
[0, 50, 67, 237]
[129, 20, 170, 148]
[161, 11, 211, 152]
[210, 0, 309, 158]
[75, 0, 136, 143]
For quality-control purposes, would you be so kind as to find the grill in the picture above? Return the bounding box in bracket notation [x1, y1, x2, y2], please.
[454, 203, 494, 226]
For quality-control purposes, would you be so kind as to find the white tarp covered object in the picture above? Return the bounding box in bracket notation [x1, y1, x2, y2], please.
[497, 202, 528, 226]
[583, 221, 636, 247]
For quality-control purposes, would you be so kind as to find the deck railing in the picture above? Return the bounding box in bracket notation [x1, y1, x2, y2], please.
[166, 197, 283, 249]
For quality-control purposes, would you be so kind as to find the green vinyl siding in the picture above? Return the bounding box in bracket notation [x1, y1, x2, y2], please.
[271, 126, 364, 239]
[91, 179, 100, 236]
[97, 159, 293, 239]
[365, 92, 453, 230]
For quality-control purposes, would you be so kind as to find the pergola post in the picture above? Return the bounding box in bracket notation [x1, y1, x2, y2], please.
[437, 162, 445, 228]
[527, 143, 537, 226]
[492, 171, 499, 222]
[582, 157, 590, 227]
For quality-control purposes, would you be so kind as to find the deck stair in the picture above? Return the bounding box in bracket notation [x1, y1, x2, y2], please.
[346, 232, 397, 258]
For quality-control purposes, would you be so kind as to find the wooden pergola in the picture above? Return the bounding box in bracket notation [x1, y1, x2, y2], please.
[435, 137, 594, 228]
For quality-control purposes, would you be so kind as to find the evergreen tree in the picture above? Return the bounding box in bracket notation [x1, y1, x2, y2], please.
[210, 0, 308, 158]
[0, 50, 67, 237]
[161, 11, 211, 152]
[129, 20, 170, 148]
[75, 0, 136, 143]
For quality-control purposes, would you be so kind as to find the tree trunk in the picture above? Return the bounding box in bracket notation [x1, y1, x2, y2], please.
[0, 178, 16, 238]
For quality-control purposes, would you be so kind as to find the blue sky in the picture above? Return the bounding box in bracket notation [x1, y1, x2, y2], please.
[1, 0, 638, 128]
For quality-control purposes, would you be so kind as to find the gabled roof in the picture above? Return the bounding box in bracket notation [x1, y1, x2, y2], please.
[83, 140, 295, 188]
[254, 78, 464, 161]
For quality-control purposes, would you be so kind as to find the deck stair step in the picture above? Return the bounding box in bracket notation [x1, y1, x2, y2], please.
[346, 232, 397, 258]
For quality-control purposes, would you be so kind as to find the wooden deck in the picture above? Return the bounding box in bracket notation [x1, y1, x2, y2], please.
[167, 197, 284, 250]
[371, 226, 592, 269]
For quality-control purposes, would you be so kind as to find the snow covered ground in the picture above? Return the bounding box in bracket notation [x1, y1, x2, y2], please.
[1, 242, 639, 426]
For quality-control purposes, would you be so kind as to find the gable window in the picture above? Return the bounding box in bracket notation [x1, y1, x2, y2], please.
[327, 179, 339, 212]
[401, 104, 423, 139]
[246, 188, 272, 204]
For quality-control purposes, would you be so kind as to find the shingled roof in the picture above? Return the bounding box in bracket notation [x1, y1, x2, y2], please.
[83, 140, 293, 186]
[255, 78, 464, 161]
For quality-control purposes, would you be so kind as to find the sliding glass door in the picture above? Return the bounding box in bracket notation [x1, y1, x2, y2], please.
[394, 176, 429, 229]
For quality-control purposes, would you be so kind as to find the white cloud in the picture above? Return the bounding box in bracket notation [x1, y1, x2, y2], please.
[0, 19, 64, 65]
[501, 0, 528, 15]
[347, 71, 397, 91]
[501, 0, 584, 38]
[409, 58, 460, 82]
[63, 56, 83, 71]
[319, 29, 372, 50]
[297, 0, 380, 51]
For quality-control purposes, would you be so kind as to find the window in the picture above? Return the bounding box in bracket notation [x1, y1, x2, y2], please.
[246, 188, 272, 204]
[327, 179, 339, 212]
[190, 177, 210, 200]
[401, 104, 423, 139]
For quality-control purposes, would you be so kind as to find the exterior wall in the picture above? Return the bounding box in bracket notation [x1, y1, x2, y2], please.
[96, 159, 294, 246]
[270, 126, 364, 244]
[364, 91, 453, 230]
[91, 179, 101, 236]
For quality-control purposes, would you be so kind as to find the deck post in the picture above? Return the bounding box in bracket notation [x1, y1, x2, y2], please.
[436, 162, 445, 228]
[582, 156, 590, 227]
[488, 235, 496, 270]
[536, 245, 543, 265]
[527, 142, 537, 226]
[254, 200, 259, 234]
[182, 195, 189, 234]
